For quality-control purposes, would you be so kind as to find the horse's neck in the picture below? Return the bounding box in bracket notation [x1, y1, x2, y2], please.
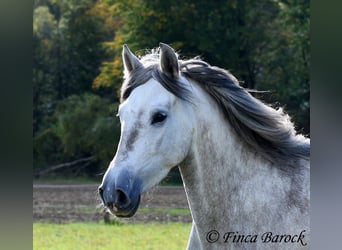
[178, 85, 301, 238]
[180, 97, 269, 222]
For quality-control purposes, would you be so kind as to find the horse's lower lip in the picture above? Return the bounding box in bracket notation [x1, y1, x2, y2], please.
[110, 195, 141, 218]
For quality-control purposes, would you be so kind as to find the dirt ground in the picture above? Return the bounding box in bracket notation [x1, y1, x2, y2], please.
[33, 183, 192, 223]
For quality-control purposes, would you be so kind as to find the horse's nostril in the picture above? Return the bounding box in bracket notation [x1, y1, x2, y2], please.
[115, 189, 130, 209]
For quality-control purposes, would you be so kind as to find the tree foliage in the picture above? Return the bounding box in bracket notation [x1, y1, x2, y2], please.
[255, 0, 310, 134]
[33, 0, 119, 176]
[53, 94, 120, 162]
[34, 93, 120, 176]
[33, 0, 113, 134]
[33, 0, 310, 177]
[96, 0, 309, 132]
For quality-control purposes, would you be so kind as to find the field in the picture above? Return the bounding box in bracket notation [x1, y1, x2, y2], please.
[33, 183, 192, 249]
[34, 222, 191, 250]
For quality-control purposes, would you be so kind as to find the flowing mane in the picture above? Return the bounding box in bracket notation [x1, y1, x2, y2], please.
[100, 44, 310, 248]
[120, 49, 310, 171]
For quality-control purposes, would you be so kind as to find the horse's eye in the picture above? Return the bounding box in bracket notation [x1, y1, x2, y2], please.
[151, 112, 167, 125]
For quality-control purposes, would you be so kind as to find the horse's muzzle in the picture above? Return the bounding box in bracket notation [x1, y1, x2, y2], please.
[98, 168, 142, 217]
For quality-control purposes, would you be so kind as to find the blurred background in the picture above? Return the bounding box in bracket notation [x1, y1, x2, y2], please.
[31, 0, 311, 249]
[33, 0, 309, 182]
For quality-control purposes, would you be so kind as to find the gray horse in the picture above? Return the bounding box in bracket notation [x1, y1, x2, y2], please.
[99, 43, 310, 249]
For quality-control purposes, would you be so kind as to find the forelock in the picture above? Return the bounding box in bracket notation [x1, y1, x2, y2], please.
[120, 53, 191, 103]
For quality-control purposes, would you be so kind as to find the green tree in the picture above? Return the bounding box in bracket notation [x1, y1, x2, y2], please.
[33, 5, 59, 134]
[34, 93, 121, 176]
[33, 0, 120, 176]
[33, 0, 310, 178]
[33, 0, 113, 134]
[95, 0, 309, 134]
[95, 0, 279, 88]
[255, 0, 310, 134]
[47, 0, 110, 98]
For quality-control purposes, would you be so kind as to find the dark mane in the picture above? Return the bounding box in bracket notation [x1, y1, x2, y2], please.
[121, 51, 192, 103]
[121, 51, 310, 169]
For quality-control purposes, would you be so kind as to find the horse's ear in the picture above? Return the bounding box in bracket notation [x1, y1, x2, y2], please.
[159, 42, 179, 79]
[122, 44, 142, 75]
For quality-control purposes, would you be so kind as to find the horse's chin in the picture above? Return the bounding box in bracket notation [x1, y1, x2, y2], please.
[110, 194, 141, 218]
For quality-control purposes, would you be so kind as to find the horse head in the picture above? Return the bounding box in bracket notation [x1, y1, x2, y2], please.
[99, 43, 194, 217]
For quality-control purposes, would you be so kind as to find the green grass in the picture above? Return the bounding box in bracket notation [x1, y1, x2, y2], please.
[138, 207, 191, 216]
[33, 222, 191, 250]
[60, 205, 190, 217]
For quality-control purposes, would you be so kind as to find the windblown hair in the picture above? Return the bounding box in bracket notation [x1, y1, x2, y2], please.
[121, 50, 310, 169]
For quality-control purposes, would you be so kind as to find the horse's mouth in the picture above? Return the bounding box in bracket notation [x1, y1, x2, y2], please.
[107, 195, 141, 218]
